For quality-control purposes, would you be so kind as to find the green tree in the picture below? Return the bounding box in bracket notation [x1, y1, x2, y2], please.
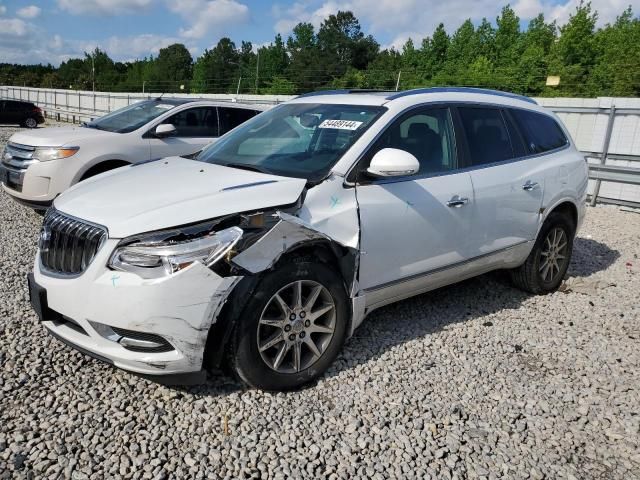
[438, 19, 479, 84]
[516, 14, 556, 94]
[589, 7, 640, 96]
[546, 2, 598, 96]
[317, 11, 378, 71]
[256, 34, 289, 92]
[286, 23, 320, 91]
[192, 38, 239, 93]
[154, 43, 193, 92]
[419, 23, 449, 80]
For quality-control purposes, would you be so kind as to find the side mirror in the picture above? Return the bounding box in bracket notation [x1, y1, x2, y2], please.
[366, 148, 420, 178]
[155, 123, 176, 137]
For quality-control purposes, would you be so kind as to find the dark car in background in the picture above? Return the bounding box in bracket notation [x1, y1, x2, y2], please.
[0, 100, 45, 128]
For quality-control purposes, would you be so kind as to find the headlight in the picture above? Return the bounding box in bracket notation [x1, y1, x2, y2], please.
[34, 147, 79, 162]
[109, 226, 243, 279]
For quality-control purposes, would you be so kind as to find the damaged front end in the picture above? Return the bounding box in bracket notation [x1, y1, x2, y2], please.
[106, 176, 365, 372]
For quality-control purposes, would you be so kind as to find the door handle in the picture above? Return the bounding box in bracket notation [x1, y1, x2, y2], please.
[522, 180, 539, 191]
[447, 195, 469, 208]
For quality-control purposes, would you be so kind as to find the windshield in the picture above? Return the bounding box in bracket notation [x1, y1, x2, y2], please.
[84, 100, 177, 133]
[195, 103, 385, 181]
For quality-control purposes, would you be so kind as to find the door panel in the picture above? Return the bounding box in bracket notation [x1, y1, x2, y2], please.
[355, 106, 475, 291]
[456, 106, 543, 256]
[468, 161, 543, 255]
[357, 173, 475, 290]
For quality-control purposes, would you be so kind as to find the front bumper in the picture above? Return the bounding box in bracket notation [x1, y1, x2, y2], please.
[1, 155, 78, 204]
[32, 238, 240, 379]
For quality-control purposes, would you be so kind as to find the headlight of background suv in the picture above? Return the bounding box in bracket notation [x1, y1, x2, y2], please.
[33, 147, 79, 162]
[108, 226, 243, 279]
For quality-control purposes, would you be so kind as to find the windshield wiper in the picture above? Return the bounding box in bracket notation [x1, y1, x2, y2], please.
[81, 122, 104, 131]
[181, 150, 201, 160]
[224, 163, 271, 175]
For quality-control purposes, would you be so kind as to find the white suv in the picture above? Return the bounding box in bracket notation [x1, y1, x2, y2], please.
[28, 88, 588, 390]
[1, 98, 264, 210]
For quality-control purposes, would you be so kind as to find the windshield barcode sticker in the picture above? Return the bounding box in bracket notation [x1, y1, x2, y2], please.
[318, 119, 363, 130]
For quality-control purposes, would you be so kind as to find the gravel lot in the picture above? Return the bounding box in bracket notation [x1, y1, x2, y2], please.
[1, 123, 639, 479]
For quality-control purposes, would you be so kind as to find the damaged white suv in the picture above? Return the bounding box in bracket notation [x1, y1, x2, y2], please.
[28, 88, 588, 390]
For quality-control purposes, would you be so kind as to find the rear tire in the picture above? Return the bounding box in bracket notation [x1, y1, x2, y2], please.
[510, 211, 575, 294]
[228, 259, 348, 390]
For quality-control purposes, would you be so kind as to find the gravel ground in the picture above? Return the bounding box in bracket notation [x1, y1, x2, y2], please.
[1, 124, 639, 479]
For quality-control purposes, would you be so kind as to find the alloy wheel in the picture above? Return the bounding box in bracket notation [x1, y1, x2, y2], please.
[25, 117, 37, 128]
[257, 280, 336, 374]
[539, 227, 569, 283]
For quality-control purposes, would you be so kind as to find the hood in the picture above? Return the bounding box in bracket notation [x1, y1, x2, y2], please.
[10, 126, 114, 147]
[54, 157, 307, 238]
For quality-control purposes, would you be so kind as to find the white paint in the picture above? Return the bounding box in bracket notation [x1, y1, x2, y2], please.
[54, 158, 307, 238]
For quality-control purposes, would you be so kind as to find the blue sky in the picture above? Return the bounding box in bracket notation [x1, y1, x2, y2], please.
[0, 0, 634, 65]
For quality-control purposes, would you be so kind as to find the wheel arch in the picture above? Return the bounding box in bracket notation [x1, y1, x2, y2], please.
[77, 159, 131, 182]
[203, 238, 355, 370]
[543, 198, 579, 231]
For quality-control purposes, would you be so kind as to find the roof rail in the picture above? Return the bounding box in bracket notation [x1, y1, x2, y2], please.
[297, 90, 351, 98]
[386, 87, 537, 104]
[296, 89, 395, 98]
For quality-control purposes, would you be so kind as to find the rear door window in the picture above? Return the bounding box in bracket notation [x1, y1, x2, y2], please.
[458, 107, 514, 166]
[511, 109, 569, 154]
[163, 107, 218, 137]
[219, 107, 259, 135]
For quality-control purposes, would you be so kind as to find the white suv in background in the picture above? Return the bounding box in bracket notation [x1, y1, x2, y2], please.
[1, 98, 264, 210]
[28, 88, 588, 391]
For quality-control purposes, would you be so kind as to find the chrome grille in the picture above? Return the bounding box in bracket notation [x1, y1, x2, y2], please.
[2, 142, 36, 169]
[39, 210, 107, 275]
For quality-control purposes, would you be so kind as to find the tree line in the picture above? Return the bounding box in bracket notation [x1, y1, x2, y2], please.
[0, 3, 638, 97]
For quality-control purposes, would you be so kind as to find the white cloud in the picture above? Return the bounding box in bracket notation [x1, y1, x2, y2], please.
[272, 0, 632, 43]
[0, 17, 29, 37]
[167, 0, 250, 39]
[56, 0, 153, 15]
[17, 5, 41, 18]
[104, 34, 194, 61]
[0, 5, 6, 15]
[0, 17, 80, 65]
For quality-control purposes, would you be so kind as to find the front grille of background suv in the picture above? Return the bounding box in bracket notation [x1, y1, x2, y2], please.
[2, 142, 36, 168]
[39, 210, 107, 275]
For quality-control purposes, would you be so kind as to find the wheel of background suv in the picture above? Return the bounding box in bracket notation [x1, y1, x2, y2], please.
[23, 117, 37, 129]
[510, 211, 575, 294]
[229, 259, 348, 390]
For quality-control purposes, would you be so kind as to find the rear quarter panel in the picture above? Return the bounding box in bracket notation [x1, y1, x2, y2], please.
[538, 146, 588, 234]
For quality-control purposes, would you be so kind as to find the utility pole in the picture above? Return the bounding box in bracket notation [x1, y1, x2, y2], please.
[91, 52, 95, 92]
[395, 71, 402, 91]
[255, 50, 259, 94]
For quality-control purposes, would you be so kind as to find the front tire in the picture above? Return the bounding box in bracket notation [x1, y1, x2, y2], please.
[228, 259, 349, 390]
[510, 211, 575, 294]
[23, 117, 37, 129]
